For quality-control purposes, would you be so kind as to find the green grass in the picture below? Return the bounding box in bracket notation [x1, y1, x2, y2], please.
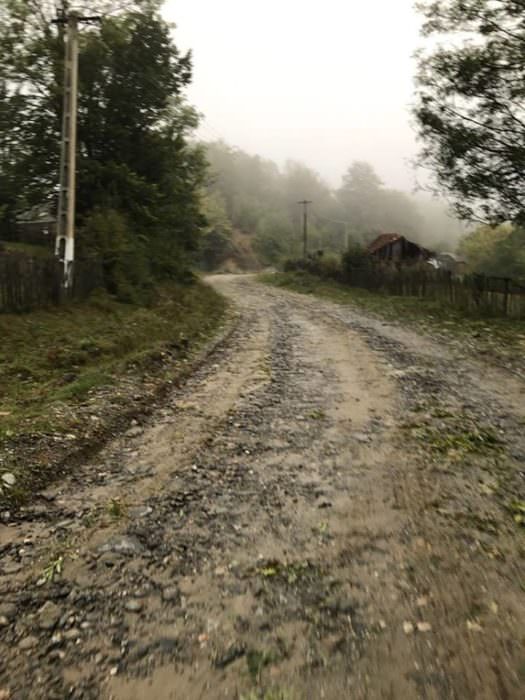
[410, 424, 504, 457]
[0, 279, 227, 446]
[51, 370, 114, 401]
[261, 271, 525, 370]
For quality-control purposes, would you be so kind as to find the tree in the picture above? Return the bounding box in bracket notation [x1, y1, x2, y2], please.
[0, 0, 205, 296]
[201, 144, 344, 262]
[458, 223, 525, 281]
[336, 161, 382, 241]
[337, 161, 423, 243]
[202, 146, 459, 265]
[414, 0, 525, 225]
[341, 161, 383, 194]
[254, 212, 294, 264]
[199, 190, 234, 271]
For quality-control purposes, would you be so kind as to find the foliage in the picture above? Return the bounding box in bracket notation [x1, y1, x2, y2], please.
[414, 0, 525, 225]
[199, 190, 234, 270]
[0, 282, 225, 443]
[254, 213, 294, 264]
[0, 0, 206, 296]
[459, 224, 525, 282]
[341, 242, 375, 276]
[458, 223, 513, 274]
[80, 208, 151, 301]
[337, 161, 423, 243]
[201, 142, 336, 264]
[0, 278, 227, 504]
[203, 142, 464, 267]
[283, 252, 342, 280]
[278, 247, 525, 318]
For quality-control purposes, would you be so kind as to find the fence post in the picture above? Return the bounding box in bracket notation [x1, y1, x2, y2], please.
[503, 278, 510, 316]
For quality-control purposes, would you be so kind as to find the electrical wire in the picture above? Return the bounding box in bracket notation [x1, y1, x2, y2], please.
[312, 211, 351, 228]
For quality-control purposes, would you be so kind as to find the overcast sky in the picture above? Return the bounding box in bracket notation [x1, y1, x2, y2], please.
[163, 0, 424, 191]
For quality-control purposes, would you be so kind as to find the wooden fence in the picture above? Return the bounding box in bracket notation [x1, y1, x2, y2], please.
[0, 252, 103, 313]
[286, 258, 525, 319]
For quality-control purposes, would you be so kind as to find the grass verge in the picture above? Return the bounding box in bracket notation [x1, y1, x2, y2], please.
[0, 279, 228, 505]
[260, 271, 525, 373]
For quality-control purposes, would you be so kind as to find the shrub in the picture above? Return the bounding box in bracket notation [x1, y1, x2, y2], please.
[78, 207, 153, 303]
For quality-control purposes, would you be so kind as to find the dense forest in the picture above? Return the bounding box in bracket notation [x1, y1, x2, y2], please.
[199, 140, 466, 269]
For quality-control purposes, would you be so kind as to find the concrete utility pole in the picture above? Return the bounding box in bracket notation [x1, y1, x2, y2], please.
[298, 200, 312, 257]
[53, 6, 100, 289]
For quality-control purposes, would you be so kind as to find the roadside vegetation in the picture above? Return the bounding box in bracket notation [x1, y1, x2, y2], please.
[458, 224, 525, 284]
[0, 2, 238, 506]
[0, 280, 227, 504]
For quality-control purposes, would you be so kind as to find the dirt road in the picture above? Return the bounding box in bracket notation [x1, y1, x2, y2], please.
[1, 275, 524, 699]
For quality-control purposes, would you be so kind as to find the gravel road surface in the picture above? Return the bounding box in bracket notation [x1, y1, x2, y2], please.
[1, 274, 523, 699]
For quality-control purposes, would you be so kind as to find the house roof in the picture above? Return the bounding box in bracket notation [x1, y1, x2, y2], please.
[16, 203, 56, 224]
[367, 233, 402, 254]
[367, 233, 435, 259]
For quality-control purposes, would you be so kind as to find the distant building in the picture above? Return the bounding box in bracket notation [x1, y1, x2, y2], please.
[15, 204, 56, 247]
[367, 233, 433, 264]
[434, 252, 467, 275]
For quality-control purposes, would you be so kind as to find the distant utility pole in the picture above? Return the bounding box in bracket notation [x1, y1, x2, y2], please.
[297, 200, 312, 257]
[53, 5, 100, 289]
[343, 222, 350, 251]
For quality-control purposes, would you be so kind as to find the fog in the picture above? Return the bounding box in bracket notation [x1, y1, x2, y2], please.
[163, 0, 422, 191]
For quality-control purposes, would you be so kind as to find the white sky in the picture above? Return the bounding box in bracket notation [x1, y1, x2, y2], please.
[163, 0, 424, 190]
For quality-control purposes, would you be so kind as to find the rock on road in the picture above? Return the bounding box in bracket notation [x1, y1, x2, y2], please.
[1, 274, 524, 700]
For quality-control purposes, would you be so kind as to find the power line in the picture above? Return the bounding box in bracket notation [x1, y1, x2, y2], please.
[312, 211, 352, 227]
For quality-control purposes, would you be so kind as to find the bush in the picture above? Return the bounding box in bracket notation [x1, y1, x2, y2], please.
[283, 252, 342, 280]
[200, 228, 234, 271]
[341, 243, 374, 281]
[78, 207, 153, 303]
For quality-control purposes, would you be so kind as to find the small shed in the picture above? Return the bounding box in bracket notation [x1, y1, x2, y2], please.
[15, 204, 56, 246]
[367, 233, 433, 264]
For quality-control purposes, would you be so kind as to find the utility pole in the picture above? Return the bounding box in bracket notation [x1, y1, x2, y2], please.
[344, 222, 350, 251]
[297, 200, 312, 257]
[53, 6, 100, 289]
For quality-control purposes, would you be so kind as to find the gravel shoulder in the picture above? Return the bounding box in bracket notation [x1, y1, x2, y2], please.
[0, 274, 523, 700]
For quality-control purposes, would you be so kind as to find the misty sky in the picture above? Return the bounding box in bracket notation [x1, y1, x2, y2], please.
[163, 0, 425, 191]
